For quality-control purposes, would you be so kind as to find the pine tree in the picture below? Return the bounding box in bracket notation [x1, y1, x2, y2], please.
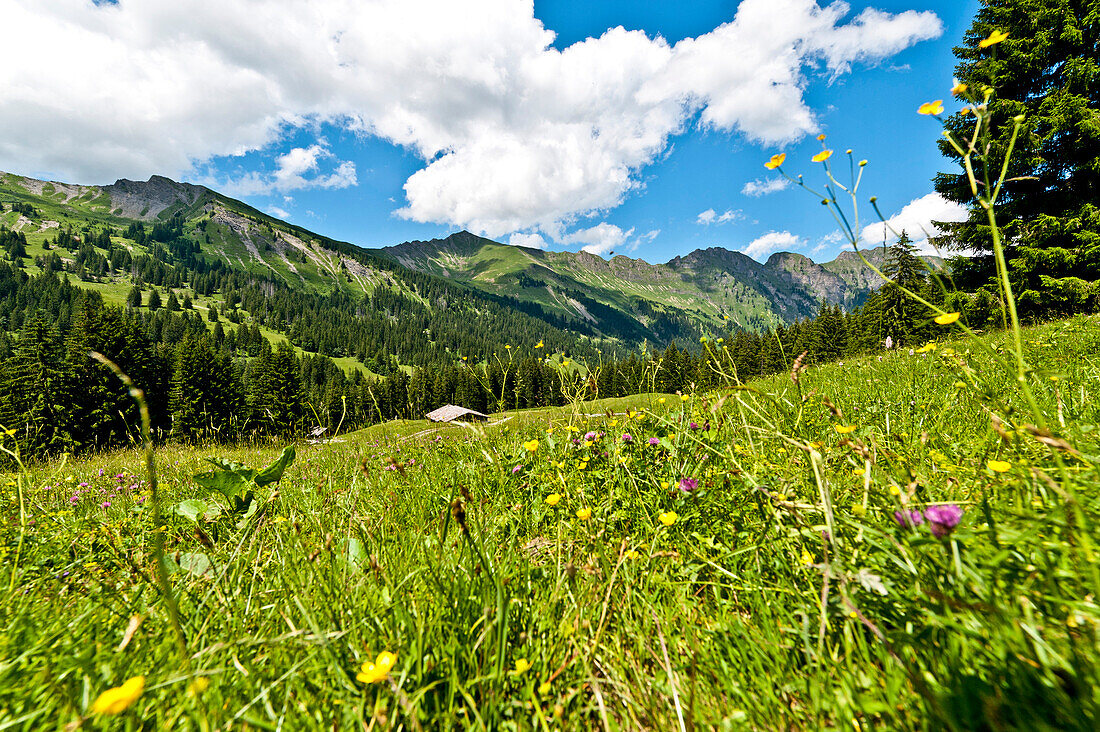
[127, 285, 142, 309]
[934, 0, 1100, 315]
[148, 288, 162, 311]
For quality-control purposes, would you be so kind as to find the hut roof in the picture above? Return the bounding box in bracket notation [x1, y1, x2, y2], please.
[425, 405, 489, 423]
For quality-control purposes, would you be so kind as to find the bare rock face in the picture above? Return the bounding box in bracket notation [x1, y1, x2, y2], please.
[103, 175, 209, 219]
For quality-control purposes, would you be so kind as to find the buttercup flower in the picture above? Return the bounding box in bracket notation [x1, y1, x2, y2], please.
[812, 149, 833, 163]
[357, 651, 397, 684]
[935, 312, 961, 325]
[918, 100, 944, 115]
[544, 493, 561, 506]
[924, 504, 963, 538]
[513, 658, 531, 675]
[951, 81, 968, 95]
[659, 511, 678, 526]
[523, 439, 540, 452]
[576, 507, 592, 520]
[765, 153, 786, 170]
[91, 676, 145, 715]
[979, 29, 1008, 48]
[835, 425, 857, 434]
[988, 459, 1011, 473]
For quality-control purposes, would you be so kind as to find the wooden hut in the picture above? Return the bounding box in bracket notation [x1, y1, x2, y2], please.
[425, 405, 489, 423]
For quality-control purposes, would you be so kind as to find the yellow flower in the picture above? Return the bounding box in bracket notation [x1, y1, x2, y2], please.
[801, 548, 813, 565]
[538, 680, 553, 695]
[357, 651, 397, 684]
[2, 427, 15, 437]
[624, 549, 640, 560]
[535, 340, 544, 348]
[608, 419, 618, 427]
[523, 439, 540, 452]
[660, 481, 669, 489]
[858, 159, 868, 167]
[853, 468, 866, 477]
[627, 409, 637, 418]
[545, 493, 561, 506]
[812, 149, 833, 163]
[186, 677, 210, 697]
[505, 344, 511, 349]
[513, 658, 531, 675]
[915, 342, 937, 354]
[835, 425, 857, 434]
[935, 312, 961, 325]
[658, 397, 665, 403]
[816, 133, 826, 141]
[889, 485, 901, 496]
[988, 459, 1012, 473]
[680, 394, 689, 402]
[91, 676, 145, 715]
[918, 100, 944, 115]
[951, 81, 968, 95]
[576, 507, 592, 520]
[659, 511, 678, 526]
[700, 336, 708, 342]
[979, 29, 1009, 48]
[765, 153, 786, 170]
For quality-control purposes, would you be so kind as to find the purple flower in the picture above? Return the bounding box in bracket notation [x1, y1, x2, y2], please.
[679, 478, 698, 493]
[689, 422, 699, 430]
[98, 468, 105, 476]
[101, 501, 111, 508]
[924, 504, 963, 538]
[622, 433, 633, 443]
[512, 464, 523, 474]
[585, 431, 597, 441]
[894, 509, 923, 528]
[648, 437, 660, 446]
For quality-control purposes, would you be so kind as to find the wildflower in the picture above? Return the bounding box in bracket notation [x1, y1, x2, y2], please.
[658, 397, 666, 403]
[648, 437, 660, 446]
[622, 433, 633, 443]
[893, 509, 923, 528]
[535, 340, 544, 348]
[915, 342, 937, 354]
[812, 149, 833, 163]
[884, 335, 894, 350]
[917, 100, 944, 115]
[91, 676, 145, 715]
[951, 81, 967, 95]
[659, 511, 678, 526]
[545, 493, 561, 506]
[624, 549, 640, 560]
[538, 680, 552, 695]
[987, 459, 1011, 473]
[511, 464, 523, 474]
[513, 658, 531, 675]
[660, 481, 669, 489]
[765, 153, 786, 170]
[979, 29, 1008, 48]
[678, 478, 698, 493]
[924, 504, 963, 538]
[523, 439, 540, 452]
[186, 677, 210, 696]
[576, 507, 592, 520]
[357, 651, 397, 684]
[817, 133, 826, 141]
[801, 548, 813, 565]
[834, 425, 857, 434]
[935, 311, 961, 325]
[585, 431, 597, 441]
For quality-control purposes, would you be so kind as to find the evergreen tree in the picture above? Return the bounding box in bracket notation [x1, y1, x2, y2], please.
[166, 291, 180, 312]
[148, 288, 162, 311]
[127, 285, 142, 309]
[934, 0, 1100, 315]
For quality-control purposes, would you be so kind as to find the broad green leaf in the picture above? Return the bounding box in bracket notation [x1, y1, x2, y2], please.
[175, 552, 213, 578]
[205, 457, 256, 481]
[173, 499, 222, 523]
[339, 537, 366, 571]
[235, 495, 261, 530]
[194, 470, 251, 500]
[255, 446, 295, 487]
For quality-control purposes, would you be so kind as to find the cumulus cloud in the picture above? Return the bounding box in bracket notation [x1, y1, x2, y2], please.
[561, 222, 634, 256]
[741, 176, 790, 197]
[508, 232, 548, 249]
[696, 208, 741, 225]
[860, 193, 967, 253]
[199, 144, 356, 196]
[742, 230, 804, 260]
[0, 0, 941, 240]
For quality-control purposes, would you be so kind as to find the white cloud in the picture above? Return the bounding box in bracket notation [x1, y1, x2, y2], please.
[742, 230, 804, 260]
[741, 176, 790, 197]
[508, 232, 548, 249]
[0, 0, 941, 239]
[696, 208, 740, 225]
[860, 193, 967, 253]
[561, 222, 634, 256]
[201, 144, 357, 196]
[267, 205, 291, 219]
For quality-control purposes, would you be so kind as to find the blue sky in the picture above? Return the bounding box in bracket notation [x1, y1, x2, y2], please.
[1, 0, 979, 263]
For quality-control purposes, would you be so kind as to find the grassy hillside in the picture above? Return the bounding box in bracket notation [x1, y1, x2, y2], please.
[3, 315, 1098, 728]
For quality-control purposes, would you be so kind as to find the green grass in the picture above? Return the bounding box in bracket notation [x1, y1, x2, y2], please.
[3, 317, 1100, 728]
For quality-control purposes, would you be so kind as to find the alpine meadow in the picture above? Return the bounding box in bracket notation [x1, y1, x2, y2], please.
[3, 0, 1100, 730]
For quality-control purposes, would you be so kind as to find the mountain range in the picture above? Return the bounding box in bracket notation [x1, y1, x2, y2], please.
[0, 170, 939, 358]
